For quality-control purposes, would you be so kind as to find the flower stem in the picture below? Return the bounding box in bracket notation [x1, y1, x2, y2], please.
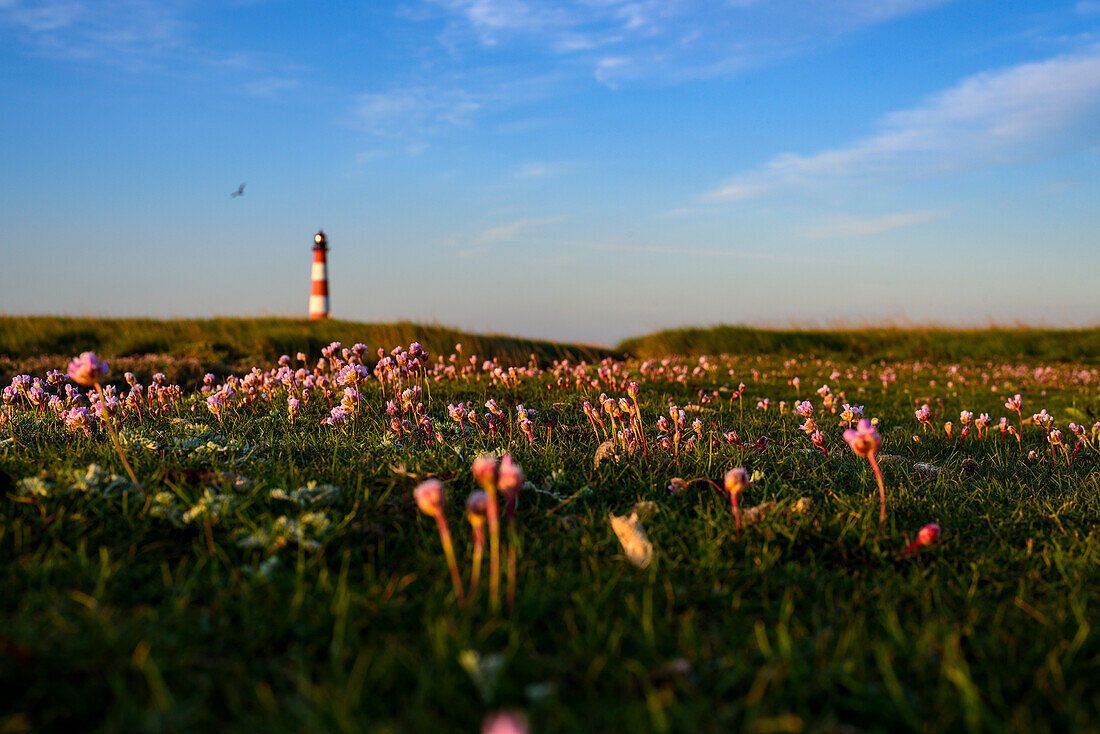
[468, 529, 484, 599]
[506, 520, 518, 615]
[434, 515, 466, 609]
[486, 486, 501, 615]
[95, 383, 142, 493]
[868, 453, 886, 531]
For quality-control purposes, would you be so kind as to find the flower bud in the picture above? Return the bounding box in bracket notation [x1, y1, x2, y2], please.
[472, 453, 499, 491]
[414, 479, 445, 518]
[497, 454, 525, 497]
[917, 523, 941, 546]
[466, 490, 488, 525]
[724, 467, 749, 497]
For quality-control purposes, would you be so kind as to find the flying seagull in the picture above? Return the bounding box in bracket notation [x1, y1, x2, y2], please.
[231, 182, 246, 198]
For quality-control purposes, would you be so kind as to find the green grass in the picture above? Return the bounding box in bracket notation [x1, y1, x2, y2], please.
[0, 316, 611, 386]
[1, 329, 1099, 733]
[618, 325, 1100, 363]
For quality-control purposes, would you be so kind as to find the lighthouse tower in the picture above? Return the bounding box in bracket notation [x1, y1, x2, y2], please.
[309, 230, 330, 320]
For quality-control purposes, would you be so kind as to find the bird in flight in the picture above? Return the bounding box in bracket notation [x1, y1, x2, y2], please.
[231, 183, 246, 198]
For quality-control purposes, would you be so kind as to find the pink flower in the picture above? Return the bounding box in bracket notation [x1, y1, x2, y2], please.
[497, 454, 525, 496]
[414, 479, 445, 518]
[724, 467, 749, 497]
[899, 522, 941, 558]
[482, 711, 529, 734]
[62, 407, 94, 437]
[414, 479, 466, 608]
[472, 453, 499, 491]
[466, 490, 488, 522]
[67, 352, 109, 387]
[917, 523, 941, 545]
[843, 419, 880, 457]
[498, 454, 525, 518]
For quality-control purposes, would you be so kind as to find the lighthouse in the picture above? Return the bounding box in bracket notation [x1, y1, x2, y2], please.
[309, 230, 331, 320]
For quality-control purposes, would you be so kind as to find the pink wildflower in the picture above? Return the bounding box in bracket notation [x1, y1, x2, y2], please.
[899, 523, 941, 558]
[497, 454, 525, 517]
[482, 712, 529, 734]
[843, 419, 881, 458]
[466, 491, 488, 597]
[67, 352, 109, 387]
[844, 419, 887, 530]
[724, 467, 749, 535]
[414, 479, 466, 608]
[472, 453, 503, 613]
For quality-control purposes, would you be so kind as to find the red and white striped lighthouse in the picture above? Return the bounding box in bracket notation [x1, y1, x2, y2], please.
[309, 230, 330, 320]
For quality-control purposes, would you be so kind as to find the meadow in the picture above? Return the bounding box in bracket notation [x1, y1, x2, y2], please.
[1, 319, 1099, 733]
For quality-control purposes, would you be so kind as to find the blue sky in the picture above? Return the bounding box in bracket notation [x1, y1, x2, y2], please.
[2, 0, 1099, 344]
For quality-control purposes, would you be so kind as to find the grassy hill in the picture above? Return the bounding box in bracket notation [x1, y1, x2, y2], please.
[4, 318, 1098, 388]
[0, 316, 612, 386]
[618, 324, 1100, 363]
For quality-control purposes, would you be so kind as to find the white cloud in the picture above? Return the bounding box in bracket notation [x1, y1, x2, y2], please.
[708, 46, 1100, 200]
[474, 216, 563, 244]
[594, 55, 632, 86]
[353, 87, 482, 136]
[586, 240, 820, 264]
[423, 0, 958, 84]
[0, 1, 306, 96]
[515, 161, 568, 178]
[351, 0, 958, 137]
[706, 181, 769, 202]
[0, 0, 186, 62]
[799, 210, 948, 239]
[351, 68, 563, 137]
[355, 149, 389, 165]
[243, 76, 299, 98]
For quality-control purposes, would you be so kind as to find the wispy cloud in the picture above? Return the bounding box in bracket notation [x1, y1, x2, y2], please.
[351, 71, 562, 137]
[586, 241, 821, 265]
[424, 0, 957, 85]
[351, 1, 959, 136]
[243, 75, 299, 98]
[353, 87, 482, 136]
[514, 160, 570, 178]
[474, 215, 564, 244]
[0, 0, 186, 64]
[0, 1, 305, 93]
[799, 210, 948, 240]
[708, 45, 1100, 200]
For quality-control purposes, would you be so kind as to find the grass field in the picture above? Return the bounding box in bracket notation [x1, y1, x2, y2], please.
[1, 320, 1099, 733]
[619, 324, 1100, 363]
[0, 317, 612, 388]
